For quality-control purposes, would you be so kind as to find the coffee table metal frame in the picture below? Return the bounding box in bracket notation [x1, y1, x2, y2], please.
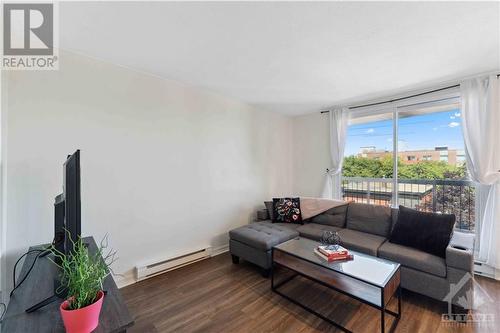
[271, 245, 401, 333]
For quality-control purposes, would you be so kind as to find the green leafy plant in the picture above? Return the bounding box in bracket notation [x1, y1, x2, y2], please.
[51, 234, 117, 310]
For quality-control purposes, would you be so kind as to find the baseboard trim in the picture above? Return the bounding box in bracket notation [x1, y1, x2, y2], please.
[212, 244, 229, 257]
[114, 271, 136, 289]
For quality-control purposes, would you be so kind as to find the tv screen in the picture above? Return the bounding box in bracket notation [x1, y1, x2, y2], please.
[63, 150, 81, 254]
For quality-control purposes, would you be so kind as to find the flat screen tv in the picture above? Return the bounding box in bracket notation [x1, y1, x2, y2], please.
[25, 150, 82, 313]
[62, 150, 81, 254]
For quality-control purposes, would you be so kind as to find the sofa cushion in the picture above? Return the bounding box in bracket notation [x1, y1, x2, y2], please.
[245, 220, 301, 230]
[310, 204, 348, 228]
[264, 201, 275, 221]
[274, 222, 301, 230]
[389, 206, 455, 258]
[378, 241, 446, 278]
[296, 223, 342, 241]
[229, 221, 299, 251]
[337, 228, 386, 256]
[257, 208, 270, 221]
[346, 203, 392, 237]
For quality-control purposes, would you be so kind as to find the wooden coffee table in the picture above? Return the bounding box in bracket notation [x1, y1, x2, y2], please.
[272, 237, 401, 333]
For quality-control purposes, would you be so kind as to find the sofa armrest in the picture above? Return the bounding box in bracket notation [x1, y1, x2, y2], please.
[446, 245, 474, 272]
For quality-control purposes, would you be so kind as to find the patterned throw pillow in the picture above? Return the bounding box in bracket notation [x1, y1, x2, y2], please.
[272, 198, 302, 224]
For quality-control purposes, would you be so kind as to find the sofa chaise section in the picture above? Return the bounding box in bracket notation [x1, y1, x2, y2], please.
[229, 221, 299, 276]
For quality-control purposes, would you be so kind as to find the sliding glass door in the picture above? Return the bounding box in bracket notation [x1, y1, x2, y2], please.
[342, 91, 476, 232]
[397, 99, 474, 230]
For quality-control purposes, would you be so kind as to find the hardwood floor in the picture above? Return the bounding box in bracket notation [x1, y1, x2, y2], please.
[121, 252, 500, 333]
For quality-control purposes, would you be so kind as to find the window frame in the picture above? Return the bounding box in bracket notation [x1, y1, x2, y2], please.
[346, 87, 462, 208]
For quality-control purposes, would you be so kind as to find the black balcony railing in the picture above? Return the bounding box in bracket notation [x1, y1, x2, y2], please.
[341, 177, 476, 231]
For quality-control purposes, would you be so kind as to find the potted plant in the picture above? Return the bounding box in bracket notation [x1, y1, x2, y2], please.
[51, 236, 116, 333]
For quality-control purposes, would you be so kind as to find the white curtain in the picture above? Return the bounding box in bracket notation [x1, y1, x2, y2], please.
[460, 75, 500, 268]
[322, 107, 350, 199]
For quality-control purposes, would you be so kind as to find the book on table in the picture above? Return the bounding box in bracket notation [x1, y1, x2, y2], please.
[317, 245, 348, 257]
[313, 247, 353, 262]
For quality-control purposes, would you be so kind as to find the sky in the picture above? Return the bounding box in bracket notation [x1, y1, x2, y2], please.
[345, 109, 464, 156]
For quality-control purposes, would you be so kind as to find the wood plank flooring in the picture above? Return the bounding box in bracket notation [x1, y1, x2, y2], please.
[121, 252, 500, 333]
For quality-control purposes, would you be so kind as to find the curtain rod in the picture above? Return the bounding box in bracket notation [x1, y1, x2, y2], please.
[320, 84, 458, 113]
[320, 73, 500, 114]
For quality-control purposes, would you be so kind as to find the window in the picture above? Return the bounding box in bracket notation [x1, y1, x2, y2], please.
[342, 112, 394, 206]
[342, 93, 475, 231]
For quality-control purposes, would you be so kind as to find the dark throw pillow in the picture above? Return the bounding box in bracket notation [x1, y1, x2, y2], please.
[264, 201, 275, 221]
[272, 197, 302, 224]
[389, 206, 455, 258]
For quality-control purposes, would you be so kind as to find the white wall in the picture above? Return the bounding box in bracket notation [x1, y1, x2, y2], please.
[2, 51, 292, 292]
[292, 113, 329, 197]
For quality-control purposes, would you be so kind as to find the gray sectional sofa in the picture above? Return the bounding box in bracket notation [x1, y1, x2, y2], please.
[229, 202, 474, 311]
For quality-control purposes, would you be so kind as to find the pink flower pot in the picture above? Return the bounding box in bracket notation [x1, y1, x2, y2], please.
[60, 290, 104, 333]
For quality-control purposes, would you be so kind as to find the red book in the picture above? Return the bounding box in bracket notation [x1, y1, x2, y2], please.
[318, 245, 348, 257]
[314, 248, 354, 262]
[318, 248, 348, 258]
[331, 254, 353, 261]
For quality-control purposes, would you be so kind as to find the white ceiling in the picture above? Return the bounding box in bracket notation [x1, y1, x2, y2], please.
[60, 2, 500, 116]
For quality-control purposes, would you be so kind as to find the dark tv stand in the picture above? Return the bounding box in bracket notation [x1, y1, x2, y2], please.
[2, 237, 134, 332]
[25, 294, 61, 313]
[26, 241, 90, 313]
[25, 279, 66, 313]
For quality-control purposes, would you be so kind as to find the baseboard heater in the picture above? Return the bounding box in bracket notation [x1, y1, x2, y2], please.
[135, 247, 212, 281]
[474, 261, 495, 279]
